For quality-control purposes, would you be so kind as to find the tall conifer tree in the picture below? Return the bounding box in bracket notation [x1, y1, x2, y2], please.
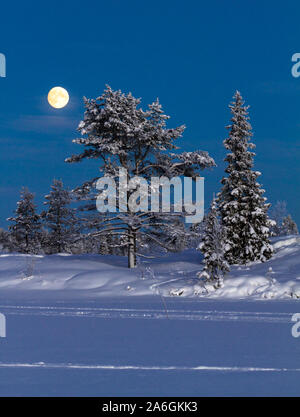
[218, 91, 273, 264]
[8, 188, 41, 254]
[198, 198, 229, 288]
[42, 179, 77, 253]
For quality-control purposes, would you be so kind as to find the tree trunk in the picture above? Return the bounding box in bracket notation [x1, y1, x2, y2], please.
[128, 228, 137, 268]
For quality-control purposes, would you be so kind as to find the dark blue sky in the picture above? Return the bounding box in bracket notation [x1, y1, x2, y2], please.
[0, 0, 299, 227]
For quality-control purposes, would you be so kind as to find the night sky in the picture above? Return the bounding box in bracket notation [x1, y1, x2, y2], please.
[0, 0, 299, 227]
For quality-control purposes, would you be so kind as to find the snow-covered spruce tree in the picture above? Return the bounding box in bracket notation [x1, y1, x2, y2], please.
[41, 179, 78, 254]
[217, 91, 273, 264]
[0, 228, 15, 252]
[281, 215, 299, 236]
[0, 229, 7, 252]
[8, 188, 41, 254]
[66, 85, 215, 268]
[198, 199, 229, 288]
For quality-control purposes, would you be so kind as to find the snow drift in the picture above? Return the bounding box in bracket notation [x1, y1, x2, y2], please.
[0, 236, 299, 300]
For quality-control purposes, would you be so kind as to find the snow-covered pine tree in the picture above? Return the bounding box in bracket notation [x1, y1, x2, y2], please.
[41, 179, 77, 254]
[198, 198, 229, 288]
[66, 86, 215, 268]
[281, 215, 299, 236]
[0, 228, 7, 252]
[217, 91, 273, 264]
[0, 228, 14, 252]
[140, 213, 190, 255]
[8, 187, 41, 254]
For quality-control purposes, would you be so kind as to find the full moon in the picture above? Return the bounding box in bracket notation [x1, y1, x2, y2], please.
[48, 86, 69, 109]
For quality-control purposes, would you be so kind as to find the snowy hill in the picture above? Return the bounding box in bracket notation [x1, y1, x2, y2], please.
[0, 236, 299, 300]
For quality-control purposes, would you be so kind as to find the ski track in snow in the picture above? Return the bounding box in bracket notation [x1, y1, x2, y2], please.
[0, 304, 293, 323]
[0, 362, 299, 372]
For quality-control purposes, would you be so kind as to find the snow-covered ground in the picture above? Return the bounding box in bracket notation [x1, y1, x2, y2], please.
[0, 297, 300, 396]
[0, 236, 299, 300]
[0, 236, 300, 396]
